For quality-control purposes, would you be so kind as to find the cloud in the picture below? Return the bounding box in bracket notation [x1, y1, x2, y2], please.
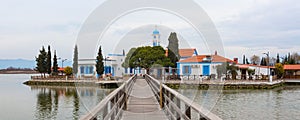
[218, 0, 300, 48]
[0, 0, 299, 63]
[0, 0, 103, 60]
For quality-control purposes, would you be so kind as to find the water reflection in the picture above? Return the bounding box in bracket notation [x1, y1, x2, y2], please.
[30, 86, 114, 120]
[177, 86, 300, 120]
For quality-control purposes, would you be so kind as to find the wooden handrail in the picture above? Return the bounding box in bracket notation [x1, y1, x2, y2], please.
[80, 74, 137, 120]
[145, 74, 222, 120]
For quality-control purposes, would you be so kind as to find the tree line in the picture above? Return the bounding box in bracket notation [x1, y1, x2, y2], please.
[35, 45, 77, 77]
[243, 53, 300, 66]
[242, 52, 300, 78]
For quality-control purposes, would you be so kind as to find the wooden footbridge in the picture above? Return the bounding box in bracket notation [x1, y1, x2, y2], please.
[80, 74, 221, 120]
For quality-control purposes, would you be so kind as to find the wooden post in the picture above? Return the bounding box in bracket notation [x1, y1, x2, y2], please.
[176, 97, 181, 120]
[123, 87, 127, 110]
[102, 104, 108, 120]
[160, 82, 163, 108]
[185, 104, 191, 119]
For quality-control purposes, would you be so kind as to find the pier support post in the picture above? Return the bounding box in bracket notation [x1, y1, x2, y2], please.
[185, 104, 191, 119]
[160, 82, 164, 108]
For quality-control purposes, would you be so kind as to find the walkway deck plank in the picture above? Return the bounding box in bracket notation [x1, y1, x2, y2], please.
[122, 79, 168, 120]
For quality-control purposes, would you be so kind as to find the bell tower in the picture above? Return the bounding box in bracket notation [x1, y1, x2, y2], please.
[152, 26, 160, 46]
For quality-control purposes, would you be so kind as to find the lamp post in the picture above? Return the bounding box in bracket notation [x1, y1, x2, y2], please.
[138, 58, 141, 74]
[58, 58, 67, 75]
[57, 58, 67, 68]
[62, 59, 67, 68]
[263, 52, 271, 82]
[104, 56, 106, 75]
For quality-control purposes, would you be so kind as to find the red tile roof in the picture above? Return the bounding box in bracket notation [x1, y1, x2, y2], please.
[236, 64, 249, 69]
[284, 64, 300, 70]
[179, 55, 234, 63]
[165, 48, 196, 57]
[58, 67, 65, 71]
[236, 64, 275, 69]
[179, 48, 196, 57]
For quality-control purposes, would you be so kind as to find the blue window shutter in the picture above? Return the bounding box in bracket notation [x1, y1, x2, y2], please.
[189, 66, 191, 75]
[177, 63, 180, 75]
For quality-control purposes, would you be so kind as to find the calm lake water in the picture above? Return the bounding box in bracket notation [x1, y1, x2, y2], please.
[1, 74, 300, 120]
[178, 85, 300, 120]
[0, 74, 114, 120]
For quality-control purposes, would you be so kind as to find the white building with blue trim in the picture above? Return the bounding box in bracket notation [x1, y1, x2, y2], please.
[176, 52, 234, 77]
[77, 52, 125, 78]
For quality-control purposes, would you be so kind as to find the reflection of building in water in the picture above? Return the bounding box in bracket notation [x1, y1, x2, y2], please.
[34, 87, 79, 120]
[31, 86, 113, 120]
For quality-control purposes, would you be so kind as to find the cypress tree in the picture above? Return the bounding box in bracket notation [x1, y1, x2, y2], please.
[167, 48, 178, 68]
[243, 55, 246, 64]
[72, 45, 78, 76]
[276, 53, 280, 63]
[52, 50, 59, 75]
[284, 55, 288, 64]
[246, 58, 250, 64]
[96, 46, 104, 77]
[260, 57, 264, 66]
[167, 32, 180, 68]
[46, 45, 52, 74]
[36, 46, 47, 77]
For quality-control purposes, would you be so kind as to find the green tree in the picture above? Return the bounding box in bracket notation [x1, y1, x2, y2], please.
[283, 55, 288, 64]
[275, 63, 284, 78]
[122, 48, 137, 68]
[128, 46, 172, 73]
[52, 50, 59, 75]
[243, 55, 246, 64]
[167, 32, 180, 68]
[167, 48, 178, 68]
[260, 57, 267, 66]
[64, 66, 73, 76]
[247, 68, 255, 80]
[276, 53, 280, 63]
[250, 55, 260, 65]
[227, 63, 238, 80]
[36, 46, 47, 77]
[46, 45, 52, 74]
[216, 63, 227, 78]
[72, 45, 78, 76]
[246, 58, 250, 64]
[96, 46, 104, 77]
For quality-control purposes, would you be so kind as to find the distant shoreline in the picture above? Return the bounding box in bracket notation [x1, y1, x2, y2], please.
[0, 70, 38, 74]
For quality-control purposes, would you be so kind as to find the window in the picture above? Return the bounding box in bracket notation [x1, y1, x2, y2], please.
[182, 66, 191, 75]
[80, 66, 84, 74]
[89, 66, 94, 74]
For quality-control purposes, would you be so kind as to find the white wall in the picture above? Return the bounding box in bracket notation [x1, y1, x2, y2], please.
[249, 66, 269, 75]
[106, 55, 125, 77]
[178, 63, 221, 76]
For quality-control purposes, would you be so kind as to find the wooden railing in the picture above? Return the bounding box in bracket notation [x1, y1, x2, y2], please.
[145, 74, 222, 120]
[80, 74, 137, 120]
[157, 74, 279, 81]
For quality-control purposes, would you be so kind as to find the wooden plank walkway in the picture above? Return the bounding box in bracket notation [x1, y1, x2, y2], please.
[121, 79, 168, 120]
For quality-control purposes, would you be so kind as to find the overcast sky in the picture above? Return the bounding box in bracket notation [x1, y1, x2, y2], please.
[0, 0, 299, 62]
